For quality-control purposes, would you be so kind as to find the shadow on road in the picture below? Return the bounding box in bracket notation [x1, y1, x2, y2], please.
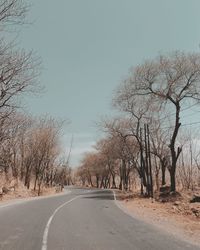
[82, 191, 114, 201]
[83, 195, 114, 200]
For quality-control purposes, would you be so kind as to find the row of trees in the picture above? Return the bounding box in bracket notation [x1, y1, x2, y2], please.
[0, 1, 71, 195]
[76, 51, 200, 196]
[0, 115, 70, 195]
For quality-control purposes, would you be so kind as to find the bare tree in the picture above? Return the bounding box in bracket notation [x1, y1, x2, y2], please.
[0, 42, 41, 112]
[113, 81, 160, 195]
[150, 122, 170, 188]
[0, 0, 29, 29]
[115, 52, 200, 192]
[0, 0, 41, 114]
[100, 118, 140, 191]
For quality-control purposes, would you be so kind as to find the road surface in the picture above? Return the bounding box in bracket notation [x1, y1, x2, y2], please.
[0, 188, 199, 250]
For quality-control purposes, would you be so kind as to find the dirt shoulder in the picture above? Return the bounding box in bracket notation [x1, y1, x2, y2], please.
[0, 182, 63, 204]
[116, 191, 200, 246]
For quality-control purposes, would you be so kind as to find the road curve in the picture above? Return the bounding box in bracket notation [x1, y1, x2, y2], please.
[0, 187, 199, 250]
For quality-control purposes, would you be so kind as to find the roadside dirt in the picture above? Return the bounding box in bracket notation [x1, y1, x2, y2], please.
[0, 177, 62, 203]
[117, 191, 200, 246]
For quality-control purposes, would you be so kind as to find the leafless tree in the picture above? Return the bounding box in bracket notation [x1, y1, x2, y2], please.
[99, 118, 140, 191]
[0, 0, 29, 29]
[0, 0, 41, 115]
[0, 42, 41, 112]
[114, 52, 200, 192]
[150, 122, 170, 188]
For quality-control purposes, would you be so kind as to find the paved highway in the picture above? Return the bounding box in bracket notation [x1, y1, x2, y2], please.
[0, 188, 199, 250]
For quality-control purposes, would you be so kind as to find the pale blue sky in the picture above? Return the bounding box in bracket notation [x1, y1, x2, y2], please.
[15, 0, 200, 166]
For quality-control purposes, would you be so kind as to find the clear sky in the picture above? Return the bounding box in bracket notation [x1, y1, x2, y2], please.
[16, 0, 200, 166]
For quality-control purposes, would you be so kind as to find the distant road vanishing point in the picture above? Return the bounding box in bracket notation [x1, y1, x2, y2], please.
[0, 187, 199, 250]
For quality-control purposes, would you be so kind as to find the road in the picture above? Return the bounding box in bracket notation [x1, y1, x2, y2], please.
[0, 187, 199, 250]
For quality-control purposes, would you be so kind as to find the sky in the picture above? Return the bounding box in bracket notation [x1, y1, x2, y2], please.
[14, 0, 200, 166]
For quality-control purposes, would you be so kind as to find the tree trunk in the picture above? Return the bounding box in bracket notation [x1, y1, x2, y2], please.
[96, 175, 99, 188]
[140, 177, 144, 195]
[155, 172, 159, 192]
[100, 177, 104, 188]
[111, 172, 116, 188]
[169, 101, 181, 192]
[34, 175, 38, 191]
[147, 124, 153, 197]
[161, 160, 166, 186]
[38, 182, 41, 196]
[144, 124, 150, 197]
[170, 168, 176, 192]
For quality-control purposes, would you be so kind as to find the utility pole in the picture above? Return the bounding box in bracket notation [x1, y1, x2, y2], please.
[147, 124, 153, 198]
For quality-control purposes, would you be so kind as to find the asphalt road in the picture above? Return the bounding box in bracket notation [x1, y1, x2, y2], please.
[0, 188, 199, 250]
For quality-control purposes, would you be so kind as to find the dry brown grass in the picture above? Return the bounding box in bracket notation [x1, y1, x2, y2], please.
[0, 175, 60, 202]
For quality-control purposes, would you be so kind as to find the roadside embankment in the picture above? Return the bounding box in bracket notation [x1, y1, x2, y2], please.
[116, 190, 200, 246]
[0, 179, 63, 203]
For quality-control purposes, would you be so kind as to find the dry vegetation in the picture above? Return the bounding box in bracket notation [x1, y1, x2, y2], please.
[0, 0, 73, 201]
[117, 190, 200, 245]
[0, 2, 199, 240]
[75, 52, 200, 237]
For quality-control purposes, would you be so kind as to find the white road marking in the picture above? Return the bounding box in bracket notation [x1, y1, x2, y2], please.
[112, 189, 143, 220]
[41, 195, 79, 250]
[112, 189, 131, 214]
[112, 190, 117, 201]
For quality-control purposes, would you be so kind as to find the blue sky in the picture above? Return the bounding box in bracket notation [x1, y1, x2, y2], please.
[14, 0, 200, 166]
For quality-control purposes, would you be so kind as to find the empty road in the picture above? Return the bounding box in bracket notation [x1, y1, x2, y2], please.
[0, 188, 199, 250]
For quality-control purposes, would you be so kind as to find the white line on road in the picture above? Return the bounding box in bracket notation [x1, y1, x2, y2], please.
[41, 195, 80, 250]
[112, 189, 141, 220]
[112, 190, 117, 201]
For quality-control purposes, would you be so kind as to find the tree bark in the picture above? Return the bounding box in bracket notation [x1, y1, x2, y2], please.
[170, 169, 176, 192]
[169, 101, 181, 192]
[161, 159, 166, 186]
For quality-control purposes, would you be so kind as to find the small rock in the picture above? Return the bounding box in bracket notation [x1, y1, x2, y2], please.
[191, 207, 200, 217]
[9, 187, 15, 192]
[190, 195, 200, 203]
[172, 205, 180, 212]
[174, 201, 181, 206]
[2, 187, 10, 194]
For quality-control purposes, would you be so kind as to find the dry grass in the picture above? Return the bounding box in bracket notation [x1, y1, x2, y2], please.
[0, 174, 60, 202]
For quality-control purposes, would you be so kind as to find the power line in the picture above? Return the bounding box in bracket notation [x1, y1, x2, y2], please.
[155, 102, 200, 122]
[160, 121, 200, 131]
[180, 110, 200, 120]
[66, 135, 74, 166]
